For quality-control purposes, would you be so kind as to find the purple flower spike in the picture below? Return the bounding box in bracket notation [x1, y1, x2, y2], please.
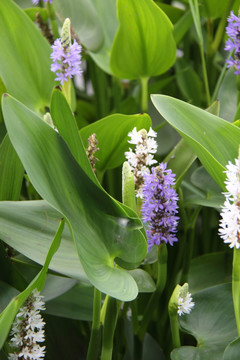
[141, 163, 179, 251]
[225, 11, 240, 74]
[50, 38, 82, 85]
[32, 0, 52, 5]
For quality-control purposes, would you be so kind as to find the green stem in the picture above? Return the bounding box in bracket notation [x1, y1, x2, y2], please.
[232, 248, 240, 336]
[101, 298, 121, 360]
[169, 313, 181, 348]
[137, 243, 168, 340]
[180, 206, 201, 284]
[86, 288, 102, 360]
[211, 57, 228, 102]
[62, 79, 71, 107]
[46, 2, 59, 40]
[140, 77, 149, 113]
[200, 46, 211, 106]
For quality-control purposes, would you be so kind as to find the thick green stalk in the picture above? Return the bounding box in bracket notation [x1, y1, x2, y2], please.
[232, 248, 240, 336]
[46, 2, 59, 40]
[62, 79, 72, 108]
[137, 243, 168, 340]
[101, 298, 121, 360]
[140, 77, 149, 113]
[86, 288, 102, 360]
[169, 313, 181, 348]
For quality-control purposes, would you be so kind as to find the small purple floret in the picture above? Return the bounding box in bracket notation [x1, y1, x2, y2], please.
[225, 11, 240, 74]
[50, 39, 82, 84]
[141, 163, 179, 251]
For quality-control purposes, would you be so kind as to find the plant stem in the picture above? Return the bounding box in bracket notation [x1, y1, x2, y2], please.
[169, 313, 181, 348]
[62, 79, 71, 107]
[140, 77, 149, 113]
[46, 2, 59, 40]
[101, 297, 121, 360]
[200, 46, 211, 106]
[232, 248, 240, 336]
[137, 243, 168, 340]
[86, 288, 102, 360]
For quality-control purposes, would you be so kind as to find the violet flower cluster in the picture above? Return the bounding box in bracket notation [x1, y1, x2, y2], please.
[50, 38, 82, 84]
[225, 11, 240, 74]
[8, 289, 46, 360]
[219, 158, 240, 249]
[32, 0, 52, 4]
[141, 163, 179, 251]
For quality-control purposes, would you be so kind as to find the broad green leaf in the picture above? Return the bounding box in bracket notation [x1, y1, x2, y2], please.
[110, 0, 176, 79]
[45, 282, 93, 321]
[89, 0, 118, 74]
[171, 283, 238, 360]
[173, 10, 193, 45]
[188, 252, 232, 294]
[0, 135, 24, 200]
[53, 0, 104, 52]
[164, 139, 197, 188]
[156, 2, 183, 24]
[0, 219, 64, 349]
[175, 58, 202, 106]
[0, 281, 19, 313]
[128, 269, 156, 293]
[0, 0, 55, 112]
[224, 337, 240, 360]
[2, 95, 147, 301]
[151, 95, 240, 190]
[50, 89, 96, 183]
[0, 200, 87, 281]
[200, 0, 240, 19]
[80, 113, 152, 175]
[218, 68, 237, 122]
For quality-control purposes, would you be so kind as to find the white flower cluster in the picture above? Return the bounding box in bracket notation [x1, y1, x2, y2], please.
[125, 127, 157, 198]
[177, 291, 194, 316]
[8, 289, 46, 360]
[219, 158, 240, 249]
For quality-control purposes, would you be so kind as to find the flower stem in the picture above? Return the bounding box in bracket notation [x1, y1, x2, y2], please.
[169, 313, 181, 348]
[86, 288, 102, 360]
[62, 79, 72, 107]
[140, 77, 149, 113]
[137, 243, 168, 340]
[232, 248, 240, 336]
[100, 297, 121, 360]
[46, 2, 59, 40]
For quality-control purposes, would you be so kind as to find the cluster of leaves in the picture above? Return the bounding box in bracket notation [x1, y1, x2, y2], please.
[0, 0, 240, 359]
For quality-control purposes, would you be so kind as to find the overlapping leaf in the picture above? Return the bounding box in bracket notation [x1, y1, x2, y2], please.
[2, 95, 147, 301]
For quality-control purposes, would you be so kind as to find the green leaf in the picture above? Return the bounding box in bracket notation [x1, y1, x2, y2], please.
[53, 0, 104, 52]
[2, 95, 147, 301]
[151, 95, 240, 190]
[0, 200, 87, 281]
[0, 281, 19, 313]
[128, 269, 156, 293]
[0, 135, 24, 200]
[110, 0, 176, 79]
[45, 282, 93, 321]
[171, 283, 238, 360]
[218, 68, 237, 122]
[0, 0, 54, 112]
[50, 89, 96, 183]
[0, 219, 65, 349]
[173, 10, 193, 45]
[80, 113, 152, 175]
[224, 337, 240, 360]
[89, 0, 118, 74]
[188, 252, 232, 294]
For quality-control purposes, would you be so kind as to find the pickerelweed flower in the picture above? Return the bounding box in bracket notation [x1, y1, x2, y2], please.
[177, 287, 195, 316]
[141, 163, 179, 251]
[125, 127, 157, 198]
[8, 289, 46, 360]
[225, 11, 240, 74]
[219, 158, 240, 249]
[32, 0, 52, 4]
[50, 19, 82, 85]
